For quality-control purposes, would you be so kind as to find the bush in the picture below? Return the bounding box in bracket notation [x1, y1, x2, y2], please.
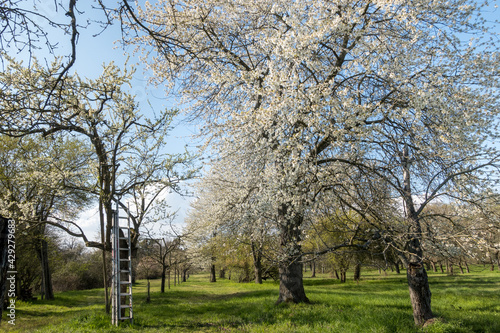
[52, 250, 104, 291]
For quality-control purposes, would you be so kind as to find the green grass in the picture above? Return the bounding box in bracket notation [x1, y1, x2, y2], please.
[1, 267, 499, 333]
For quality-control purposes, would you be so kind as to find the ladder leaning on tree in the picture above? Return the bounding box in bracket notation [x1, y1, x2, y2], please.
[111, 201, 133, 326]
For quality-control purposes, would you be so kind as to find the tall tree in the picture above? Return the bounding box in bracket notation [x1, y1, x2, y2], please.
[0, 56, 191, 312]
[123, 0, 499, 324]
[0, 133, 92, 304]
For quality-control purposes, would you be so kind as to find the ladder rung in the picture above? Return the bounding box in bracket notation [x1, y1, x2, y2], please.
[114, 204, 133, 325]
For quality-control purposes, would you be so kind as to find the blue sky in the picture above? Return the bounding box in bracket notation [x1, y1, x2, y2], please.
[6, 0, 499, 243]
[6, 1, 199, 242]
[69, 4, 199, 242]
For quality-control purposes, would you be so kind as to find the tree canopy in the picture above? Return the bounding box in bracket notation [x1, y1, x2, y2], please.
[125, 0, 500, 325]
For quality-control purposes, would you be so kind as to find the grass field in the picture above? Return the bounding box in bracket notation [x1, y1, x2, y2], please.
[1, 267, 499, 333]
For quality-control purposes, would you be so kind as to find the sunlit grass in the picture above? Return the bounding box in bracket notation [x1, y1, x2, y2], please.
[1, 267, 499, 332]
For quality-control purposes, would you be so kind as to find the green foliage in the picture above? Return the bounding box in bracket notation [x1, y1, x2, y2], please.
[52, 256, 103, 292]
[1, 268, 499, 332]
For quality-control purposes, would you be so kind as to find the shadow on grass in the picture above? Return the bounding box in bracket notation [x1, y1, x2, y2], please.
[129, 282, 419, 332]
[7, 271, 499, 333]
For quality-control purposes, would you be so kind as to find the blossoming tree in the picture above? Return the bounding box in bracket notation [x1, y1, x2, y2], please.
[123, 0, 499, 326]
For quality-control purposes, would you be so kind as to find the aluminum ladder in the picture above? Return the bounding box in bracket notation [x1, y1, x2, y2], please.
[111, 201, 133, 325]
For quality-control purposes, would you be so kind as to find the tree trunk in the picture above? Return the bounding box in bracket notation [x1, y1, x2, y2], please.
[276, 260, 308, 303]
[430, 261, 437, 273]
[219, 267, 226, 279]
[251, 241, 263, 284]
[174, 266, 177, 286]
[497, 251, 500, 271]
[407, 263, 433, 326]
[98, 193, 110, 314]
[395, 261, 401, 274]
[131, 247, 138, 284]
[36, 238, 54, 300]
[311, 260, 316, 278]
[146, 280, 150, 303]
[275, 204, 308, 304]
[210, 262, 216, 283]
[353, 263, 361, 282]
[340, 270, 346, 283]
[402, 146, 434, 326]
[161, 266, 166, 293]
[168, 252, 171, 290]
[101, 248, 110, 313]
[182, 267, 189, 282]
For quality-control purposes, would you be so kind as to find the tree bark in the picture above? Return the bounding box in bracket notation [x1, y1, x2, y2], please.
[353, 263, 361, 282]
[496, 251, 500, 271]
[36, 238, 54, 300]
[168, 252, 171, 289]
[174, 266, 177, 286]
[251, 241, 263, 284]
[458, 261, 465, 274]
[182, 267, 189, 282]
[131, 248, 138, 284]
[395, 261, 401, 274]
[276, 259, 308, 303]
[430, 261, 437, 273]
[210, 262, 216, 283]
[99, 198, 110, 314]
[275, 204, 308, 304]
[402, 146, 434, 326]
[161, 266, 166, 293]
[407, 263, 433, 326]
[340, 270, 346, 283]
